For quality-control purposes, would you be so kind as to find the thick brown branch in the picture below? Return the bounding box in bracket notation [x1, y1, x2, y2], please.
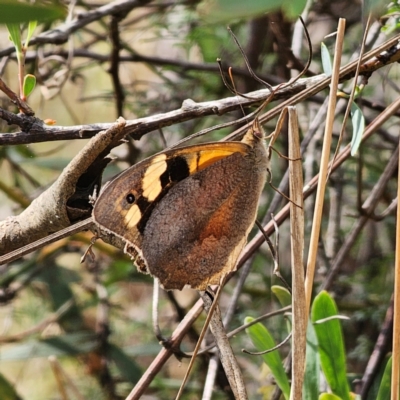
[2, 33, 400, 146]
[0, 79, 311, 145]
[0, 118, 127, 255]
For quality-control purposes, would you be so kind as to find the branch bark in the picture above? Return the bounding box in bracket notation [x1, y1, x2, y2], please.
[0, 118, 127, 255]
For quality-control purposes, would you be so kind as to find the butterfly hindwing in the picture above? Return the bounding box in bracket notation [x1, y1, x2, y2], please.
[141, 151, 263, 289]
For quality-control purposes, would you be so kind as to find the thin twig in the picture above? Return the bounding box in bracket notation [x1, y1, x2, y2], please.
[360, 297, 394, 398]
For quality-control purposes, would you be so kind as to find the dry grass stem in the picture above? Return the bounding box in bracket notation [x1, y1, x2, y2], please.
[288, 107, 306, 400]
[392, 142, 400, 399]
[304, 18, 346, 315]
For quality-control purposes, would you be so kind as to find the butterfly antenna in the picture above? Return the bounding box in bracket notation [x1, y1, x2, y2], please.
[218, 27, 275, 103]
[285, 16, 313, 88]
[217, 59, 242, 97]
[227, 66, 248, 118]
[227, 26, 273, 91]
[223, 18, 312, 114]
[217, 58, 266, 101]
[173, 18, 312, 148]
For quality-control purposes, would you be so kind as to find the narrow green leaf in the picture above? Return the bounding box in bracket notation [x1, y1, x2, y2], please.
[272, 285, 292, 307]
[26, 20, 38, 47]
[311, 291, 351, 400]
[321, 42, 332, 76]
[376, 356, 392, 400]
[0, 332, 99, 361]
[303, 320, 320, 400]
[0, 1, 66, 23]
[0, 258, 36, 286]
[38, 264, 85, 332]
[0, 372, 22, 400]
[319, 394, 342, 400]
[350, 102, 365, 156]
[382, 3, 400, 34]
[13, 144, 36, 158]
[122, 343, 162, 357]
[6, 23, 22, 54]
[23, 74, 36, 98]
[108, 343, 142, 384]
[245, 316, 291, 400]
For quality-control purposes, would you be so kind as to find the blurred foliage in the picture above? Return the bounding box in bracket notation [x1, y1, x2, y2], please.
[0, 0, 399, 399]
[0, 0, 65, 24]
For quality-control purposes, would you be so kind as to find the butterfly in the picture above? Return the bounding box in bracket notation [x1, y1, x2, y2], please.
[93, 118, 269, 290]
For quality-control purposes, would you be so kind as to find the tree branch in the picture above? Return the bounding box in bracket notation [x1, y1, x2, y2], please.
[0, 118, 127, 255]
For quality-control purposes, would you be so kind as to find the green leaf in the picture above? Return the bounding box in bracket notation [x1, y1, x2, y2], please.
[108, 343, 142, 384]
[311, 291, 351, 400]
[12, 144, 36, 159]
[6, 23, 22, 56]
[26, 20, 38, 47]
[0, 372, 22, 400]
[282, 0, 308, 18]
[198, 0, 305, 23]
[319, 394, 342, 400]
[382, 3, 400, 34]
[0, 332, 99, 361]
[0, 258, 36, 286]
[38, 264, 85, 332]
[0, 1, 65, 24]
[271, 285, 292, 307]
[245, 316, 291, 400]
[186, 25, 230, 63]
[104, 259, 135, 285]
[376, 356, 392, 400]
[23, 74, 36, 98]
[350, 102, 365, 156]
[303, 320, 320, 400]
[122, 343, 161, 357]
[321, 42, 332, 76]
[363, 0, 387, 17]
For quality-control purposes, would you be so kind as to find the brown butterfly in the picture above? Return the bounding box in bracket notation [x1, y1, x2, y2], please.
[93, 119, 269, 290]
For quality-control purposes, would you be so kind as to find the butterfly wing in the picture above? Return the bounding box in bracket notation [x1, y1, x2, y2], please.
[93, 142, 250, 264]
[93, 124, 268, 290]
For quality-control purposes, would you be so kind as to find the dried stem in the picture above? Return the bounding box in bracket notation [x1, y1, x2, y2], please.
[304, 18, 346, 315]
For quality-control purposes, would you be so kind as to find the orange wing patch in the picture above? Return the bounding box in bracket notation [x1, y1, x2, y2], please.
[183, 144, 248, 174]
